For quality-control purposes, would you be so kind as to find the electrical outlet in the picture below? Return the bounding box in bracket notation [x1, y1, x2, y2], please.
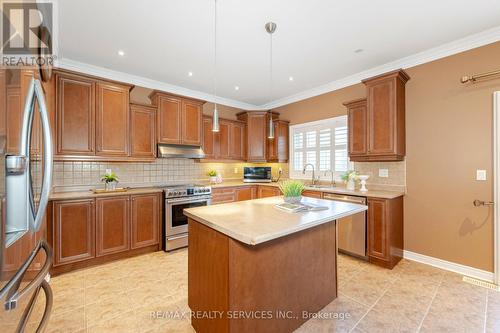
[378, 169, 389, 178]
[278, 167, 283, 175]
[105, 169, 112, 175]
[476, 169, 487, 181]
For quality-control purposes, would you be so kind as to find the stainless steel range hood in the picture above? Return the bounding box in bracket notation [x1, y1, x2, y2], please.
[157, 144, 205, 159]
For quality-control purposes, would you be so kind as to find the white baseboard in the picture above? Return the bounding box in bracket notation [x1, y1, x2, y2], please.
[403, 250, 494, 283]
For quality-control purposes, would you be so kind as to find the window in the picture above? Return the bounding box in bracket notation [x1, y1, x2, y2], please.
[289, 116, 351, 180]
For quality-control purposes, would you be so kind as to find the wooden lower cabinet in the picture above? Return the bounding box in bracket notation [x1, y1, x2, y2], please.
[302, 190, 322, 198]
[96, 196, 130, 257]
[131, 194, 160, 249]
[367, 196, 403, 269]
[52, 199, 95, 266]
[211, 186, 258, 205]
[257, 186, 281, 198]
[49, 192, 161, 274]
[235, 187, 256, 201]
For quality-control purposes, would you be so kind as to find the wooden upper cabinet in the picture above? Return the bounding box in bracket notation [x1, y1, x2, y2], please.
[344, 98, 367, 159]
[130, 103, 156, 159]
[150, 91, 204, 146]
[230, 121, 246, 160]
[268, 118, 289, 163]
[96, 82, 130, 157]
[131, 193, 160, 249]
[55, 72, 96, 156]
[202, 116, 215, 159]
[362, 69, 409, 161]
[52, 199, 95, 266]
[216, 120, 231, 159]
[181, 99, 203, 145]
[238, 112, 267, 162]
[96, 196, 130, 257]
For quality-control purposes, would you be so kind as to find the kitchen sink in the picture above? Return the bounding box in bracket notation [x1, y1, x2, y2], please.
[306, 184, 337, 189]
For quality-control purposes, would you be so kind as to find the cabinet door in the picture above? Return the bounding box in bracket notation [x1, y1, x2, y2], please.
[367, 198, 388, 260]
[367, 80, 396, 156]
[96, 196, 130, 257]
[246, 113, 267, 162]
[157, 96, 181, 144]
[96, 82, 129, 156]
[53, 199, 95, 266]
[216, 120, 231, 159]
[230, 122, 245, 160]
[267, 121, 279, 161]
[235, 187, 256, 202]
[302, 190, 322, 198]
[211, 188, 236, 204]
[56, 73, 95, 156]
[202, 117, 215, 159]
[257, 186, 281, 198]
[130, 104, 156, 158]
[181, 100, 202, 145]
[345, 99, 367, 158]
[131, 193, 160, 249]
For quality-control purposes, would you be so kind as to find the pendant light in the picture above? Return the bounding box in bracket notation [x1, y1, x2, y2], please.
[265, 22, 276, 139]
[212, 0, 220, 132]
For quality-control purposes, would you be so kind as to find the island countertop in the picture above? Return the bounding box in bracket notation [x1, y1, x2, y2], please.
[184, 196, 367, 245]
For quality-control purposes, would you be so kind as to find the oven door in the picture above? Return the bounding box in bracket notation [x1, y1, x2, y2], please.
[165, 196, 211, 237]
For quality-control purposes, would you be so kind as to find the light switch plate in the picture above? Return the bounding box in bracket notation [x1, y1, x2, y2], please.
[476, 169, 487, 181]
[379, 169, 389, 178]
[234, 168, 238, 174]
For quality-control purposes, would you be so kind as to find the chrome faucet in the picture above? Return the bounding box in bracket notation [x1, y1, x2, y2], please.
[324, 170, 336, 187]
[302, 163, 319, 185]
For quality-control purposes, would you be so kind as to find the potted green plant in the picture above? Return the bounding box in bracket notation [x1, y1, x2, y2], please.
[101, 172, 119, 191]
[341, 170, 358, 191]
[207, 170, 218, 184]
[279, 180, 305, 204]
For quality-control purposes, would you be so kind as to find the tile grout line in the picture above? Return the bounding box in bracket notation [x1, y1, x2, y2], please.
[347, 272, 401, 333]
[483, 290, 489, 333]
[415, 272, 445, 333]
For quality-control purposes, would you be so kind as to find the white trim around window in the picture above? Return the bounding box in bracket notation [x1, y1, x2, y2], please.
[289, 115, 351, 180]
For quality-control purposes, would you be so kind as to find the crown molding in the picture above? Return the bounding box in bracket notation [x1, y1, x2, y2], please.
[262, 25, 500, 109]
[56, 25, 500, 111]
[55, 58, 259, 110]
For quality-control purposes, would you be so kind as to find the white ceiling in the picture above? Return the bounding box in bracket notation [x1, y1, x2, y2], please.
[57, 0, 500, 109]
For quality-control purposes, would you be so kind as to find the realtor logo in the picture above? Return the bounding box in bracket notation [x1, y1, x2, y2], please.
[2, 2, 53, 55]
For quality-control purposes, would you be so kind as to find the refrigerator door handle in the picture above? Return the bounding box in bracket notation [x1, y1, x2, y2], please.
[0, 239, 53, 310]
[28, 78, 53, 232]
[15, 279, 53, 333]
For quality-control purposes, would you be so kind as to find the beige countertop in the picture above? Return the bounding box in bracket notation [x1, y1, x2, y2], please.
[184, 196, 367, 245]
[209, 181, 404, 199]
[49, 187, 163, 200]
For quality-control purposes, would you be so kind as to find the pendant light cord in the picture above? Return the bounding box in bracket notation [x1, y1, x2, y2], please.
[213, 0, 218, 109]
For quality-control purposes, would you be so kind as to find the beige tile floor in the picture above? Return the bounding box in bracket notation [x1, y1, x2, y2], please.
[24, 250, 500, 332]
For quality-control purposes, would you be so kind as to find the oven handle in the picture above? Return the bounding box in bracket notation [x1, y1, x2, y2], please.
[166, 196, 212, 205]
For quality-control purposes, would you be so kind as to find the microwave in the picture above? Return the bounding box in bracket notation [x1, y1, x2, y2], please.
[243, 167, 272, 183]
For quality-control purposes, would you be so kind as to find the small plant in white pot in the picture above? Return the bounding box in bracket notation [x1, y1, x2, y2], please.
[207, 170, 218, 184]
[279, 180, 305, 204]
[101, 172, 119, 191]
[341, 170, 358, 191]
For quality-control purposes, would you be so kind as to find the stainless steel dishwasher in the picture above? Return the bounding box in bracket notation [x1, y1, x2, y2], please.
[323, 193, 367, 259]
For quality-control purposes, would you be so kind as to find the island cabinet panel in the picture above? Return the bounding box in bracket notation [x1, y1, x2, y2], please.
[181, 99, 203, 146]
[302, 190, 322, 198]
[52, 199, 95, 266]
[130, 103, 156, 158]
[344, 98, 368, 159]
[96, 82, 130, 157]
[131, 193, 160, 249]
[257, 185, 281, 198]
[188, 218, 337, 333]
[55, 72, 96, 156]
[367, 196, 403, 269]
[96, 196, 130, 257]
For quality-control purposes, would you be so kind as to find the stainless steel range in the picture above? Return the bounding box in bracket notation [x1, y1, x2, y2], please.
[163, 184, 212, 251]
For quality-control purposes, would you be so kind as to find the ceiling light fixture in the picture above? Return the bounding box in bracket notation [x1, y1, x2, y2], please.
[188, 71, 193, 77]
[289, 76, 294, 81]
[117, 50, 125, 56]
[211, 0, 220, 132]
[265, 22, 276, 139]
[234, 86, 239, 91]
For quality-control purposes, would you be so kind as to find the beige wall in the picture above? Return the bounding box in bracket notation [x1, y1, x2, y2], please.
[276, 41, 500, 272]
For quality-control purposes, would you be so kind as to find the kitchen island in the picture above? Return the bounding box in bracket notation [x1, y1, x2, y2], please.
[184, 196, 367, 333]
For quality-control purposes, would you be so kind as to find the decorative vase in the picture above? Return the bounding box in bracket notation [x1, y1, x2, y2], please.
[358, 175, 370, 192]
[105, 181, 117, 191]
[284, 196, 302, 204]
[346, 179, 356, 191]
[209, 176, 218, 184]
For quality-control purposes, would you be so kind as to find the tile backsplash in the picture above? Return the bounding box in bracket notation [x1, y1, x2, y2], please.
[52, 159, 289, 191]
[353, 161, 406, 187]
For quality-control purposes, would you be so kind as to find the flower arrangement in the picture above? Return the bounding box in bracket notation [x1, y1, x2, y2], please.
[101, 172, 119, 184]
[340, 170, 358, 183]
[279, 180, 305, 203]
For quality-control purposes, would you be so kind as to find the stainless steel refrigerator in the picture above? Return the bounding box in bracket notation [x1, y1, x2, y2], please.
[0, 69, 54, 332]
